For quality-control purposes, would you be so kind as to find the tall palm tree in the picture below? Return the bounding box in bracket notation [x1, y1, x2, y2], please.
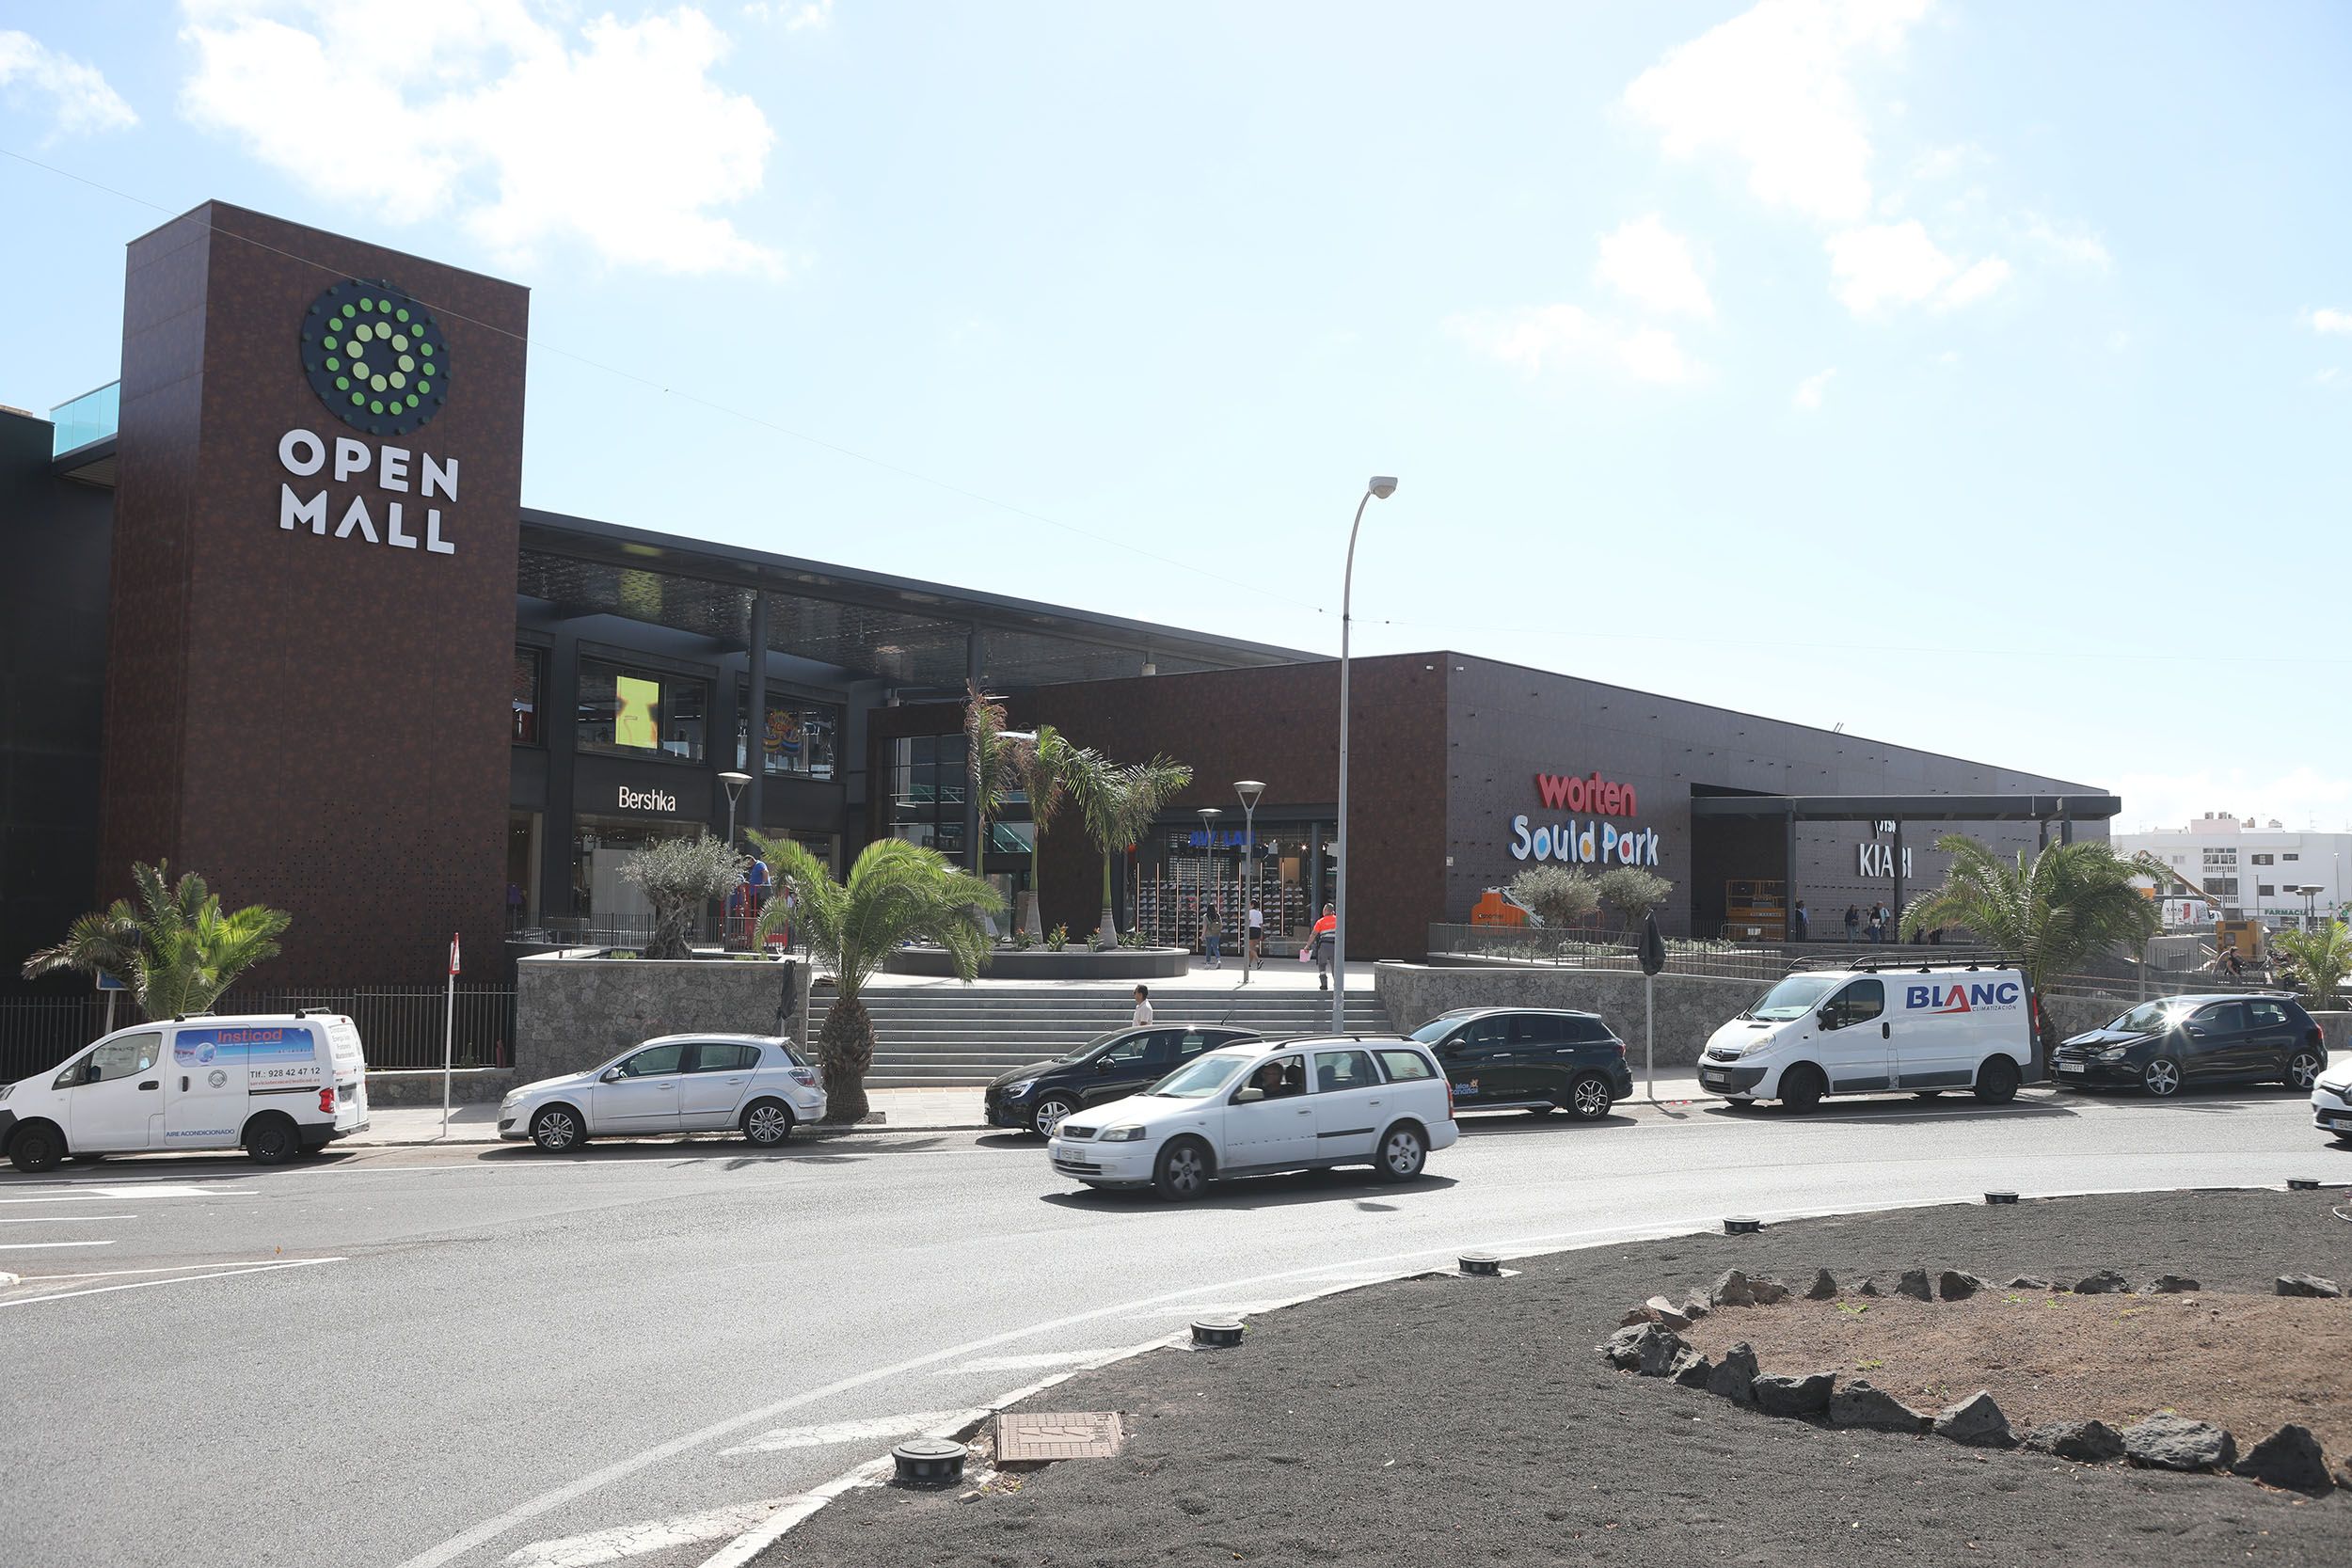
[22, 861, 291, 1020]
[1066, 752, 1193, 945]
[1899, 836, 2165, 990]
[963, 682, 1019, 883]
[2268, 920, 2352, 1013]
[750, 832, 1000, 1123]
[1006, 723, 1072, 936]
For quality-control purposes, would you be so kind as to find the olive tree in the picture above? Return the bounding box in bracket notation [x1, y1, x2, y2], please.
[621, 835, 748, 959]
[1597, 866, 1674, 928]
[1507, 864, 1598, 929]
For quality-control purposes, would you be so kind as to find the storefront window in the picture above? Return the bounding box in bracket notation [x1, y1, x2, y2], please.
[888, 734, 966, 856]
[572, 815, 707, 940]
[736, 688, 839, 779]
[513, 648, 546, 745]
[578, 658, 707, 762]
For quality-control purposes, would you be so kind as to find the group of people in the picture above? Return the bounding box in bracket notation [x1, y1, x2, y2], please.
[1198, 898, 1346, 990]
[1827, 901, 1942, 945]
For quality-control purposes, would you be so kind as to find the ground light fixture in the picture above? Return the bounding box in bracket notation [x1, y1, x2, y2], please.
[1985, 1190, 2020, 1205]
[1233, 780, 1265, 986]
[892, 1438, 967, 1484]
[1459, 1251, 1503, 1276]
[1724, 1215, 1762, 1235]
[1332, 477, 1397, 1033]
[1192, 1317, 1247, 1348]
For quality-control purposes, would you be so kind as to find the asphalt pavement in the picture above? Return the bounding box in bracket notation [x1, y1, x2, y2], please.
[3, 1079, 2344, 1568]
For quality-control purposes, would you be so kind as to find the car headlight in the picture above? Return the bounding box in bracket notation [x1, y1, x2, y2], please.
[1097, 1126, 1146, 1142]
[1001, 1080, 1036, 1100]
[2098, 1046, 2133, 1060]
[2321, 1079, 2351, 1098]
[0, 1083, 13, 1101]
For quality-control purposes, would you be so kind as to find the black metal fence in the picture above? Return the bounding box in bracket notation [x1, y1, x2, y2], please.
[0, 984, 516, 1083]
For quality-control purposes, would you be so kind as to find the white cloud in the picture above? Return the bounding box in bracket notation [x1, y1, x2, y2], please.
[1594, 214, 1714, 319]
[178, 2, 780, 275]
[0, 29, 137, 139]
[1792, 367, 1836, 410]
[1446, 305, 1704, 386]
[1622, 0, 1930, 226]
[2314, 367, 2343, 388]
[1935, 254, 2011, 310]
[1823, 220, 1953, 311]
[743, 0, 831, 26]
[2310, 308, 2352, 336]
[2018, 213, 2111, 272]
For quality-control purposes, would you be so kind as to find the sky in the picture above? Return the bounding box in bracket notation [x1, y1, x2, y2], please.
[3, 0, 2347, 834]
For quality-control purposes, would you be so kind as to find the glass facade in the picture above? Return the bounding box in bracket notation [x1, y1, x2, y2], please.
[887, 735, 967, 856]
[572, 814, 706, 938]
[736, 687, 839, 779]
[578, 657, 707, 761]
[50, 381, 119, 456]
[513, 647, 546, 744]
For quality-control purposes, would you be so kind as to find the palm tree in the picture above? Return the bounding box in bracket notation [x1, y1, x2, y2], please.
[1006, 723, 1072, 936]
[1899, 836, 2165, 990]
[1066, 752, 1193, 946]
[2267, 920, 2352, 1013]
[22, 861, 291, 1020]
[963, 682, 1019, 885]
[749, 832, 1001, 1123]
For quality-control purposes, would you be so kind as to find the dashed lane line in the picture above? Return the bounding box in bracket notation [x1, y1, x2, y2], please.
[0, 1256, 344, 1307]
[0, 1240, 114, 1250]
[927, 1348, 1131, 1377]
[499, 1499, 791, 1568]
[0, 1214, 136, 1224]
[719, 1412, 976, 1458]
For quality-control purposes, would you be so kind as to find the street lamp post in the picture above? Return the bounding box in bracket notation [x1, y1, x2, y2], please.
[1234, 780, 1264, 986]
[1333, 477, 1398, 1033]
[718, 770, 753, 948]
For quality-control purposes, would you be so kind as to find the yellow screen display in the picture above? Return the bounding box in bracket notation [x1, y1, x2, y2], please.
[614, 674, 660, 750]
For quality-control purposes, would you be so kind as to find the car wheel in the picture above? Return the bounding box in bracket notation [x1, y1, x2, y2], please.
[1974, 1054, 2022, 1105]
[2284, 1050, 2324, 1092]
[742, 1098, 795, 1147]
[1567, 1074, 1614, 1120]
[243, 1114, 300, 1165]
[1778, 1064, 1826, 1115]
[1375, 1122, 1428, 1181]
[1153, 1138, 1212, 1202]
[531, 1104, 584, 1152]
[8, 1120, 65, 1174]
[1031, 1094, 1081, 1138]
[2140, 1057, 2183, 1098]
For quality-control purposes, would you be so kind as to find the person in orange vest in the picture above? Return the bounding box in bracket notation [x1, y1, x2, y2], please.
[1310, 902, 1338, 991]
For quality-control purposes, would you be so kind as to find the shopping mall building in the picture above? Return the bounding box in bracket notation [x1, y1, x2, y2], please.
[0, 202, 2117, 993]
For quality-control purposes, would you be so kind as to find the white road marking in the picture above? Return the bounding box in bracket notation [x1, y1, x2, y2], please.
[0, 1214, 135, 1224]
[500, 1499, 788, 1568]
[719, 1412, 971, 1457]
[0, 1184, 225, 1202]
[929, 1348, 1130, 1377]
[0, 1240, 114, 1250]
[0, 1257, 343, 1307]
[9, 1259, 324, 1281]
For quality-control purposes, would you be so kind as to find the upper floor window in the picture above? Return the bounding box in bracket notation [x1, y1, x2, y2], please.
[738, 688, 839, 779]
[578, 658, 707, 762]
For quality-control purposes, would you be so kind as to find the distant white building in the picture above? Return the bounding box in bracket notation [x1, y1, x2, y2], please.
[2117, 813, 2349, 924]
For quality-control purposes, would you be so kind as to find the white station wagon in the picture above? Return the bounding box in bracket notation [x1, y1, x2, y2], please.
[1047, 1036, 1460, 1200]
[500, 1034, 825, 1151]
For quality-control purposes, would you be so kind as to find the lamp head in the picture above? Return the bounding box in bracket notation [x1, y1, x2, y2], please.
[719, 769, 752, 800]
[1233, 780, 1266, 810]
[1198, 806, 1223, 818]
[1367, 476, 1398, 499]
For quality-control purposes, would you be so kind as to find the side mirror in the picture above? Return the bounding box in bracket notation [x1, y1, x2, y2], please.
[601, 1067, 625, 1083]
[1816, 1008, 1837, 1031]
[1233, 1085, 1264, 1104]
[1094, 1058, 1113, 1073]
[85, 1062, 103, 1085]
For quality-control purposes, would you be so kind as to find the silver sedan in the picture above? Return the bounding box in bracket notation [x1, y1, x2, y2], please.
[499, 1035, 826, 1151]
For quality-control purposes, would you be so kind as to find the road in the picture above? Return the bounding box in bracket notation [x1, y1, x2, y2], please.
[5, 1083, 2343, 1568]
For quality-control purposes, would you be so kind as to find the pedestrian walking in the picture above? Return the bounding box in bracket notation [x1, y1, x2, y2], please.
[1844, 904, 1860, 943]
[1791, 899, 1808, 942]
[1203, 900, 1223, 969]
[1133, 985, 1153, 1026]
[1309, 902, 1338, 990]
[1247, 899, 1265, 969]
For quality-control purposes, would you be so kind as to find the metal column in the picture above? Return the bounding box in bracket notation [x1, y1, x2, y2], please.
[1783, 812, 1797, 942]
[963, 625, 984, 874]
[746, 590, 768, 840]
[1892, 820, 1905, 932]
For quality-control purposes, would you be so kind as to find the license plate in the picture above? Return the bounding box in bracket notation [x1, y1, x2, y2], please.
[2322, 1114, 2352, 1129]
[2057, 1062, 2086, 1073]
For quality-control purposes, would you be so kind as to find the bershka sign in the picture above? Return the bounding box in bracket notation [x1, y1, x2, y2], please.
[617, 784, 679, 814]
[277, 429, 459, 553]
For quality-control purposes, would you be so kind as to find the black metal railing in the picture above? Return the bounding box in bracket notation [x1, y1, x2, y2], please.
[0, 984, 516, 1083]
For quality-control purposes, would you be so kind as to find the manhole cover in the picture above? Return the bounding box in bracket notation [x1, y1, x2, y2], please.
[994, 1411, 1125, 1462]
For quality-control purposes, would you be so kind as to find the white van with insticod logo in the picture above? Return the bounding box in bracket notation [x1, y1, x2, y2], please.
[1696, 961, 2042, 1113]
[1, 1013, 370, 1172]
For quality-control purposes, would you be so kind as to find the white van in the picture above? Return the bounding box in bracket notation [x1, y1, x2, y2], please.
[1, 1013, 370, 1171]
[1696, 962, 2041, 1112]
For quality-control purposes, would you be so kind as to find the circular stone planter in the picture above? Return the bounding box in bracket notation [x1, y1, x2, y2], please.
[886, 945, 1193, 979]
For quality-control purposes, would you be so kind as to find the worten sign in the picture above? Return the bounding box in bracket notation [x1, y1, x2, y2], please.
[276, 279, 464, 554]
[1509, 768, 1661, 867]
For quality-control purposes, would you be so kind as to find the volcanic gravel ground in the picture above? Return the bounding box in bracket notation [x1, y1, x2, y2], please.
[770, 1191, 2352, 1568]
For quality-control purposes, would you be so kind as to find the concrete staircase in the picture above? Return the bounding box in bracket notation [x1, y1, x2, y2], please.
[811, 984, 1394, 1087]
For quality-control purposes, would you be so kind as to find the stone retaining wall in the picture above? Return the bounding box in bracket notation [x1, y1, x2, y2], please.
[516, 954, 812, 1081]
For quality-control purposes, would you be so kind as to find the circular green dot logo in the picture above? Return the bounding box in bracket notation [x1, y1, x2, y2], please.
[299, 279, 452, 437]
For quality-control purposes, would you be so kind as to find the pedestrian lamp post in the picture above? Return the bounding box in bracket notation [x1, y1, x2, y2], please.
[1234, 780, 1264, 985]
[1332, 478, 1398, 1033]
[719, 770, 752, 949]
[2287, 883, 2325, 930]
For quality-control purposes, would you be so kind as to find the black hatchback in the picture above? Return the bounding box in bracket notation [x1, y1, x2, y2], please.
[1406, 1007, 1635, 1119]
[2053, 993, 2328, 1097]
[984, 1025, 1260, 1135]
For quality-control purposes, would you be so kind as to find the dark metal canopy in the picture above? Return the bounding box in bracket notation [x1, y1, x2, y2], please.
[517, 510, 1312, 689]
[1690, 794, 2122, 823]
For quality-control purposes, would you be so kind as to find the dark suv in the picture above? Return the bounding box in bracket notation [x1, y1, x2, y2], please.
[985, 1025, 1260, 1135]
[2053, 993, 2328, 1097]
[1406, 1007, 1634, 1119]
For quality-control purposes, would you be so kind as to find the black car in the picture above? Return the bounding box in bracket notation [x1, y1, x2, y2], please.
[1406, 1006, 1635, 1119]
[2052, 993, 2328, 1097]
[984, 1025, 1260, 1135]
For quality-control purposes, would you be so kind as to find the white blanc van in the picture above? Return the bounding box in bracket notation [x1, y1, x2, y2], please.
[1696, 962, 2041, 1112]
[1, 1013, 370, 1171]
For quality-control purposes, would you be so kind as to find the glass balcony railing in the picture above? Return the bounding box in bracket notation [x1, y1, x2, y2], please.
[51, 380, 120, 456]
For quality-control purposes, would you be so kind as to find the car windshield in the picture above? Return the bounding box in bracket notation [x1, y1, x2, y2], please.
[2106, 1001, 2189, 1034]
[1055, 1029, 1127, 1064]
[1139, 1052, 1253, 1100]
[1744, 974, 1841, 1022]
[1408, 1016, 1464, 1044]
